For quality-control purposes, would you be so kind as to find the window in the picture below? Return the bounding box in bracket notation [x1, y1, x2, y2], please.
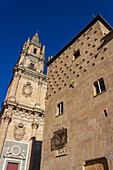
[57, 102, 63, 116]
[73, 49, 80, 60]
[6, 162, 18, 170]
[30, 63, 35, 69]
[33, 48, 37, 54]
[93, 78, 106, 96]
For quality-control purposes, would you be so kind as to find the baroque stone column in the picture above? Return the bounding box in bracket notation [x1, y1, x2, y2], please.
[0, 114, 11, 157]
[27, 120, 38, 170]
[31, 120, 39, 137]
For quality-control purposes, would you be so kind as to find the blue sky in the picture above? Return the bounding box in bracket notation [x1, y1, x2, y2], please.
[0, 0, 113, 107]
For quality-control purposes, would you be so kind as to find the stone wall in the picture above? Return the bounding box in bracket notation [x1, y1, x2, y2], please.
[41, 17, 113, 170]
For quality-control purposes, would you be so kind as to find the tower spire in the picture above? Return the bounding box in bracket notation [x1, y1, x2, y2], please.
[18, 33, 45, 73]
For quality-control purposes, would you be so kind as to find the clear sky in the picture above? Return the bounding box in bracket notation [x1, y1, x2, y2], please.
[0, 0, 113, 107]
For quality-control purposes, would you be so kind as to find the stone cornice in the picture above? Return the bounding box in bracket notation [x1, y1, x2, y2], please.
[2, 99, 45, 114]
[13, 65, 24, 73]
[27, 54, 45, 61]
[13, 64, 48, 82]
[29, 41, 41, 48]
[23, 70, 47, 84]
[2, 100, 17, 108]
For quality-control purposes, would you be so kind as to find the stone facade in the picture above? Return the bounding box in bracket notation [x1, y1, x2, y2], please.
[0, 33, 47, 170]
[41, 15, 113, 170]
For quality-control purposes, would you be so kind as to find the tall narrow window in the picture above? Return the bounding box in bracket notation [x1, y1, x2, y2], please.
[57, 102, 63, 116]
[93, 78, 106, 96]
[73, 49, 80, 60]
[33, 48, 37, 54]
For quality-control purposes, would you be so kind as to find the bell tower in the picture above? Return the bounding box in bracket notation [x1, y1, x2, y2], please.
[19, 32, 45, 73]
[0, 33, 47, 170]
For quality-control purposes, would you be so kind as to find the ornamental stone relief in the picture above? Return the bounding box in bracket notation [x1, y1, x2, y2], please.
[3, 142, 27, 160]
[51, 128, 67, 151]
[14, 122, 25, 141]
[4, 145, 25, 160]
[22, 82, 33, 97]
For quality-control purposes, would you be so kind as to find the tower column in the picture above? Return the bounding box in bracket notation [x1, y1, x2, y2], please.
[27, 119, 38, 170]
[35, 82, 42, 107]
[0, 113, 11, 157]
[8, 71, 21, 101]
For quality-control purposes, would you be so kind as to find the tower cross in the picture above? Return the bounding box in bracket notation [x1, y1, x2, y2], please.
[36, 30, 39, 35]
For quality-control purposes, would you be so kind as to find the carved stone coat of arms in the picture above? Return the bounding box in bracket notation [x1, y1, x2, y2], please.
[14, 123, 25, 141]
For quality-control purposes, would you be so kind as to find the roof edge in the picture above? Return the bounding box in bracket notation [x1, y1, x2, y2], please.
[47, 14, 112, 66]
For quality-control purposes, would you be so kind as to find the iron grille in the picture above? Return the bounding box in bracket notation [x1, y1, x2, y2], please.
[51, 128, 67, 151]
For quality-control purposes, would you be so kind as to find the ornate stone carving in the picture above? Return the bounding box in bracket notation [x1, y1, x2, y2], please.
[4, 145, 25, 160]
[51, 128, 67, 151]
[22, 82, 33, 97]
[14, 122, 25, 141]
[31, 120, 39, 129]
[11, 145, 21, 156]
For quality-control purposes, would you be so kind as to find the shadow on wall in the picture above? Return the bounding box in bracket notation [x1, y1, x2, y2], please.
[84, 157, 109, 170]
[28, 137, 42, 170]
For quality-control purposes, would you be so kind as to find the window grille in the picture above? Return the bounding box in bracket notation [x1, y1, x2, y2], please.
[93, 78, 106, 96]
[57, 102, 63, 116]
[51, 128, 67, 151]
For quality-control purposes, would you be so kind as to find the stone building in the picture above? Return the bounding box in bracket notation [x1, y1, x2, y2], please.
[41, 14, 113, 170]
[0, 33, 47, 170]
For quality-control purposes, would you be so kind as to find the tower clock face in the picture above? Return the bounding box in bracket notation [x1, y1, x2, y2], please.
[22, 82, 33, 97]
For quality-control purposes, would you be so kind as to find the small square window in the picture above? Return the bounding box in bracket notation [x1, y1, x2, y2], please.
[57, 102, 63, 116]
[73, 49, 80, 60]
[93, 78, 106, 96]
[33, 48, 37, 54]
[30, 63, 35, 69]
